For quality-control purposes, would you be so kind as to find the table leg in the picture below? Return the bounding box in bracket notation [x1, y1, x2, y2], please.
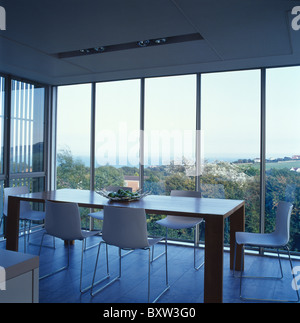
[230, 204, 245, 271]
[6, 196, 20, 251]
[204, 216, 224, 303]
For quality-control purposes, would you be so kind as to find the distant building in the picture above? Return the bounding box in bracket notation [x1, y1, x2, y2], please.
[290, 167, 300, 172]
[292, 155, 300, 160]
[124, 176, 140, 191]
[124, 175, 150, 191]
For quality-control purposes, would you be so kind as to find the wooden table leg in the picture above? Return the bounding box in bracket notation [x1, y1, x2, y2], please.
[204, 216, 224, 303]
[230, 204, 245, 271]
[6, 196, 20, 251]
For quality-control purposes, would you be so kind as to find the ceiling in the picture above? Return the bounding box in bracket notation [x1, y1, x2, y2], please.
[1, 0, 300, 85]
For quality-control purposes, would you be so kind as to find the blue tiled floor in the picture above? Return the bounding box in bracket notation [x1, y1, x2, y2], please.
[1, 231, 300, 303]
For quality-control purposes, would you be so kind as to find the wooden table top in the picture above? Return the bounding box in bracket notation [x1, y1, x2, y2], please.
[10, 188, 244, 219]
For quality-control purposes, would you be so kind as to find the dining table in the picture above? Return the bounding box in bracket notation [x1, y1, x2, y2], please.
[5, 188, 245, 303]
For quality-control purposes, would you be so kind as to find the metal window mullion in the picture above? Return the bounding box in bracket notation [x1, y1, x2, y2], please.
[195, 73, 201, 193]
[50, 86, 58, 191]
[260, 68, 266, 255]
[139, 78, 145, 192]
[43, 85, 50, 190]
[28, 84, 33, 173]
[90, 83, 96, 230]
[3, 76, 11, 186]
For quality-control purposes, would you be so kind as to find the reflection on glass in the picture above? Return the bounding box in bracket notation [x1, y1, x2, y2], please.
[10, 80, 45, 173]
[266, 66, 300, 252]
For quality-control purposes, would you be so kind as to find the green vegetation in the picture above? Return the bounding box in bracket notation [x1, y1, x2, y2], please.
[56, 148, 300, 252]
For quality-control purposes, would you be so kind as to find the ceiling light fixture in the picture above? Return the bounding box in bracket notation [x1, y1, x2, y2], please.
[137, 40, 150, 47]
[94, 46, 105, 52]
[154, 38, 167, 44]
[56, 33, 203, 59]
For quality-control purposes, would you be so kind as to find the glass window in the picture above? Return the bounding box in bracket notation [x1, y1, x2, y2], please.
[56, 84, 91, 190]
[201, 70, 261, 242]
[0, 77, 4, 174]
[144, 75, 197, 196]
[266, 66, 300, 252]
[144, 75, 197, 242]
[10, 80, 45, 173]
[95, 79, 140, 191]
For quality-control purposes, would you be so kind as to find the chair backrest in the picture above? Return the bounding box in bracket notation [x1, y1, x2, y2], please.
[274, 201, 293, 246]
[102, 206, 149, 249]
[106, 186, 132, 192]
[3, 186, 31, 216]
[170, 190, 201, 198]
[45, 200, 84, 241]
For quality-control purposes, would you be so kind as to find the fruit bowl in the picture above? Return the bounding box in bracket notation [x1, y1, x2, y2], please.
[96, 188, 150, 202]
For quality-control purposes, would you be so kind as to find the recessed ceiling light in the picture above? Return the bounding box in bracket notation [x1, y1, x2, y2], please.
[94, 47, 105, 52]
[137, 40, 150, 47]
[154, 38, 167, 44]
[56, 33, 203, 59]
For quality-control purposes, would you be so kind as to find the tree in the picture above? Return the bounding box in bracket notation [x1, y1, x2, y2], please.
[56, 148, 90, 190]
[94, 165, 124, 190]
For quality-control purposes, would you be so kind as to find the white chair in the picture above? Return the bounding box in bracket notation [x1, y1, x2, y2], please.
[234, 201, 300, 302]
[90, 206, 170, 303]
[87, 186, 133, 256]
[154, 190, 204, 270]
[88, 186, 132, 222]
[3, 186, 46, 253]
[39, 200, 103, 293]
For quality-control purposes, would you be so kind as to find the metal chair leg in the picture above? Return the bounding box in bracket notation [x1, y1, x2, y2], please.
[80, 238, 101, 293]
[234, 242, 300, 302]
[39, 235, 70, 280]
[194, 225, 204, 270]
[150, 237, 170, 303]
[151, 228, 168, 263]
[90, 242, 115, 296]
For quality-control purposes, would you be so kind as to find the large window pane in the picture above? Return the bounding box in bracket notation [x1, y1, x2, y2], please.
[201, 70, 261, 242]
[95, 79, 140, 191]
[10, 80, 45, 173]
[56, 84, 91, 190]
[144, 75, 197, 242]
[144, 75, 197, 196]
[0, 77, 4, 236]
[0, 77, 4, 174]
[266, 66, 300, 252]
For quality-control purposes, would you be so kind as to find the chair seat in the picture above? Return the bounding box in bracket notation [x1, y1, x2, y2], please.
[236, 231, 288, 248]
[147, 237, 164, 247]
[20, 210, 45, 222]
[88, 211, 104, 221]
[156, 215, 203, 230]
[79, 230, 102, 240]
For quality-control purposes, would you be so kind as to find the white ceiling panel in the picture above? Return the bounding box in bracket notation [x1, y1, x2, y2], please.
[173, 0, 294, 59]
[0, 0, 300, 85]
[2, 0, 196, 54]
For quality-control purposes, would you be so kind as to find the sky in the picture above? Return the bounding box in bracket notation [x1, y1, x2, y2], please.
[56, 66, 300, 167]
